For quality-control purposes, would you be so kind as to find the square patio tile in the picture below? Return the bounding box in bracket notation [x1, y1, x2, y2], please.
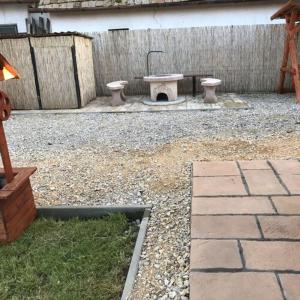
[279, 274, 300, 300]
[193, 176, 247, 196]
[269, 160, 300, 175]
[243, 170, 288, 195]
[238, 160, 271, 170]
[191, 216, 260, 239]
[242, 241, 300, 271]
[191, 240, 242, 269]
[192, 196, 275, 215]
[193, 161, 240, 177]
[271, 196, 300, 214]
[190, 272, 282, 300]
[280, 174, 300, 195]
[259, 216, 300, 239]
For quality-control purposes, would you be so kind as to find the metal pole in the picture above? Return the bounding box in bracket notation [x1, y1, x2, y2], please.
[146, 50, 164, 76]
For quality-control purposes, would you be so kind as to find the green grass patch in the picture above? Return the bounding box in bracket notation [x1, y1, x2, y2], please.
[0, 214, 138, 300]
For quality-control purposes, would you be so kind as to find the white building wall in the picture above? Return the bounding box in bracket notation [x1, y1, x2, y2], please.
[50, 3, 284, 33]
[0, 4, 29, 33]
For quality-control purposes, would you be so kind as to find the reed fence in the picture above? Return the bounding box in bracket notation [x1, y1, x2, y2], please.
[91, 24, 291, 96]
[0, 33, 96, 109]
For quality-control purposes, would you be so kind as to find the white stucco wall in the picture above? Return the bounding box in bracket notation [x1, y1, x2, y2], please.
[0, 4, 29, 33]
[49, 2, 284, 33]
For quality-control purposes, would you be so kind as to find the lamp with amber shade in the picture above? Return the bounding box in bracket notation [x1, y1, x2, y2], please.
[0, 53, 37, 243]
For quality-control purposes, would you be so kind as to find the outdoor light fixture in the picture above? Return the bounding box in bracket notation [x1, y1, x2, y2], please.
[0, 52, 37, 243]
[0, 53, 19, 81]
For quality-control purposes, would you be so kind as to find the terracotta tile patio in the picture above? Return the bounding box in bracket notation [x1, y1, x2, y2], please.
[190, 160, 300, 300]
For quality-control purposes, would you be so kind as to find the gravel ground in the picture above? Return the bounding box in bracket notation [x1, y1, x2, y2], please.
[4, 93, 300, 299]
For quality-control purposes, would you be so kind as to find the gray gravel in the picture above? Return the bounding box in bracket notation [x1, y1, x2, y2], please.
[5, 93, 300, 299]
[8, 93, 300, 157]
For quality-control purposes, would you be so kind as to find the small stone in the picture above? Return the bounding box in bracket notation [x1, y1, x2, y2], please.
[169, 291, 177, 298]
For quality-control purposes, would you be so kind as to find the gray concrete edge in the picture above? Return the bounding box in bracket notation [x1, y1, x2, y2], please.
[121, 208, 151, 300]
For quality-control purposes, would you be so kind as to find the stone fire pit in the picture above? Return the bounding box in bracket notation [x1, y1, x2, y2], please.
[143, 74, 185, 105]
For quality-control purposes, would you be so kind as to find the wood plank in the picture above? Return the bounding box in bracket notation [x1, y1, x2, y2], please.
[1, 182, 33, 222]
[0, 167, 36, 193]
[288, 10, 300, 103]
[0, 168, 36, 242]
[6, 198, 36, 242]
[0, 213, 6, 235]
[0, 232, 7, 242]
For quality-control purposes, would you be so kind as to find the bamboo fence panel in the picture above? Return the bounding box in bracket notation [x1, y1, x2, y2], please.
[74, 36, 96, 107]
[91, 24, 290, 96]
[0, 38, 39, 109]
[30, 36, 78, 109]
[34, 46, 78, 109]
[91, 29, 149, 96]
[30, 36, 74, 48]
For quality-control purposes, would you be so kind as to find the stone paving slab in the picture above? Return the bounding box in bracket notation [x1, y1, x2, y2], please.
[238, 160, 271, 170]
[271, 196, 300, 214]
[190, 272, 283, 300]
[192, 196, 275, 215]
[243, 170, 288, 195]
[193, 161, 240, 176]
[259, 216, 300, 239]
[78, 94, 250, 113]
[191, 240, 242, 270]
[242, 241, 300, 271]
[12, 94, 250, 114]
[269, 159, 300, 175]
[191, 159, 300, 300]
[279, 274, 300, 300]
[192, 215, 261, 239]
[193, 176, 247, 196]
[280, 174, 300, 194]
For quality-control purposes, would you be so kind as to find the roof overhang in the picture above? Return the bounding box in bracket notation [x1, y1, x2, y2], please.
[0, 0, 38, 3]
[30, 0, 285, 13]
[271, 0, 300, 20]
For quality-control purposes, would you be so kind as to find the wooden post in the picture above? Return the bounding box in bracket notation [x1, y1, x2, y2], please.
[277, 17, 291, 93]
[0, 91, 14, 183]
[288, 10, 300, 103]
[0, 52, 37, 243]
[0, 122, 14, 183]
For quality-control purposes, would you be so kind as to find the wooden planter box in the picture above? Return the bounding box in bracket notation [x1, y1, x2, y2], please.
[0, 167, 36, 243]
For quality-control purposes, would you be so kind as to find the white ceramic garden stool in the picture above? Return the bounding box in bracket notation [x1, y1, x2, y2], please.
[200, 78, 213, 98]
[106, 80, 128, 106]
[201, 78, 222, 103]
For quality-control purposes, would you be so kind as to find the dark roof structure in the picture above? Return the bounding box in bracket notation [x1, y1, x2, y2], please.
[30, 0, 285, 12]
[0, 0, 38, 3]
[271, 0, 300, 19]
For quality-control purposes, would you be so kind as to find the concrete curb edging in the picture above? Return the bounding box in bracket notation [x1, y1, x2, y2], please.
[121, 208, 151, 300]
[36, 205, 152, 300]
[37, 205, 150, 220]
